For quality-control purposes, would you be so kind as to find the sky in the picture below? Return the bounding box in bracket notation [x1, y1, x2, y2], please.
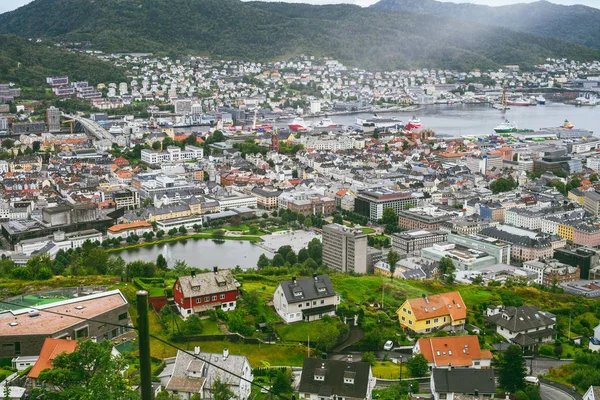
[1, 0, 599, 14]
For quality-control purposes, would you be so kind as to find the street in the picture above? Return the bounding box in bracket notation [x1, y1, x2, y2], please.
[541, 383, 577, 400]
[526, 357, 573, 375]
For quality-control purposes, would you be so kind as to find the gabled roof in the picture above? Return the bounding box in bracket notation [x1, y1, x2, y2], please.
[176, 270, 240, 299]
[432, 368, 496, 394]
[404, 291, 466, 321]
[486, 305, 554, 333]
[417, 336, 492, 368]
[28, 338, 78, 379]
[298, 358, 371, 398]
[278, 275, 336, 304]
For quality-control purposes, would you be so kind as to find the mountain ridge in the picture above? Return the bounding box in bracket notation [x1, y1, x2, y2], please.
[0, 0, 598, 71]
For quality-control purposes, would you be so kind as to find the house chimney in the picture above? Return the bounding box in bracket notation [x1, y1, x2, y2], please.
[292, 276, 297, 284]
[194, 346, 200, 355]
[223, 348, 229, 360]
[214, 266, 218, 274]
[422, 294, 429, 304]
[347, 354, 353, 362]
[313, 272, 317, 281]
[191, 269, 196, 278]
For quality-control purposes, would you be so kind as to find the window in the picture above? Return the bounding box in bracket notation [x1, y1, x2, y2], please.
[402, 308, 406, 312]
[76, 327, 88, 339]
[298, 304, 302, 308]
[112, 328, 118, 338]
[408, 310, 412, 315]
[220, 294, 225, 300]
[426, 320, 431, 325]
[212, 296, 217, 301]
[320, 300, 325, 304]
[196, 298, 201, 304]
[118, 313, 128, 321]
[409, 320, 413, 325]
[434, 318, 438, 323]
[306, 302, 309, 307]
[401, 316, 405, 321]
[205, 296, 210, 302]
[313, 301, 317, 305]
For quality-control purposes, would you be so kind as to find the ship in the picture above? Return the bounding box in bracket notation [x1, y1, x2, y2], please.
[356, 114, 401, 129]
[288, 117, 310, 131]
[404, 116, 423, 130]
[314, 117, 339, 129]
[562, 119, 574, 129]
[493, 119, 534, 134]
[507, 97, 530, 106]
[536, 95, 546, 105]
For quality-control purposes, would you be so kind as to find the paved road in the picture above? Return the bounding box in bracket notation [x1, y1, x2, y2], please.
[541, 383, 577, 400]
[526, 357, 573, 375]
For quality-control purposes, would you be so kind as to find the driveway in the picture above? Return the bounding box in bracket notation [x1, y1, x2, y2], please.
[541, 383, 578, 400]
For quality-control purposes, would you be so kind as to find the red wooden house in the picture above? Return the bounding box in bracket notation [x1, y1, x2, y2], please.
[173, 267, 240, 318]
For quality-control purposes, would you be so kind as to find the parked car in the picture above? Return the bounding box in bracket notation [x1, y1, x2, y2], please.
[525, 376, 539, 386]
[383, 340, 394, 351]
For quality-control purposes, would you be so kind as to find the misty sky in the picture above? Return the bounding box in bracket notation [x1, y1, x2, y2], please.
[1, 0, 599, 14]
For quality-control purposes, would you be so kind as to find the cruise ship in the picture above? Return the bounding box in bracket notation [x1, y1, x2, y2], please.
[356, 114, 401, 129]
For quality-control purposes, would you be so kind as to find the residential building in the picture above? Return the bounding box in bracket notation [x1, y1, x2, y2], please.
[273, 274, 340, 324]
[354, 188, 417, 222]
[107, 221, 153, 238]
[396, 292, 467, 333]
[583, 386, 600, 400]
[485, 305, 557, 351]
[173, 268, 240, 318]
[414, 336, 492, 369]
[46, 106, 61, 133]
[478, 201, 505, 223]
[523, 259, 580, 286]
[27, 338, 77, 387]
[112, 188, 140, 210]
[584, 191, 600, 217]
[322, 223, 368, 273]
[163, 349, 252, 400]
[397, 207, 459, 231]
[431, 368, 496, 400]
[250, 187, 281, 209]
[298, 358, 375, 400]
[480, 225, 553, 262]
[279, 191, 336, 216]
[392, 229, 448, 257]
[0, 290, 130, 357]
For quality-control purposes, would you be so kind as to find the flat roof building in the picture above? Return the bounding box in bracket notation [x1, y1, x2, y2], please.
[354, 188, 417, 222]
[322, 223, 368, 274]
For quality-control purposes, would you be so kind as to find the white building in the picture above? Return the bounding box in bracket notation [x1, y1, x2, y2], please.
[273, 275, 340, 324]
[141, 145, 203, 165]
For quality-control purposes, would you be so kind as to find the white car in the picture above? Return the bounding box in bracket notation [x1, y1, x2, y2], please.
[383, 340, 394, 351]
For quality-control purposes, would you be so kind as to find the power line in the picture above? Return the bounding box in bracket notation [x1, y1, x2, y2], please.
[0, 299, 293, 400]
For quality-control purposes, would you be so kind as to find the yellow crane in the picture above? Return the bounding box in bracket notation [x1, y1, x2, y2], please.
[61, 119, 74, 134]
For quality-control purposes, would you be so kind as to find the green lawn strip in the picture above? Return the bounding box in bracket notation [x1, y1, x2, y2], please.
[361, 228, 376, 234]
[275, 321, 328, 342]
[372, 361, 412, 379]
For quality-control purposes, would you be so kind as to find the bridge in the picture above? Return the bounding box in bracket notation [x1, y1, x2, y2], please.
[62, 113, 116, 143]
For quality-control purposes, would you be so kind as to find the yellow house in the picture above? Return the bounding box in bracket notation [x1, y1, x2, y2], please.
[557, 223, 574, 242]
[568, 189, 585, 206]
[396, 291, 467, 333]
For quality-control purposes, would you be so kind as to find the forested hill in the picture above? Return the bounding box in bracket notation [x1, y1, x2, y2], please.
[372, 0, 600, 50]
[0, 0, 599, 71]
[0, 35, 127, 87]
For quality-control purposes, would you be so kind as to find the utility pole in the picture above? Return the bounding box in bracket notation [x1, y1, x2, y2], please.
[137, 290, 153, 400]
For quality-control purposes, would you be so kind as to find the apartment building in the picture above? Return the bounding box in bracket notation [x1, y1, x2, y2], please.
[322, 223, 368, 274]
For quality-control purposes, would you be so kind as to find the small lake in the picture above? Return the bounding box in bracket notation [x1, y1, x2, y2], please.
[111, 238, 272, 270]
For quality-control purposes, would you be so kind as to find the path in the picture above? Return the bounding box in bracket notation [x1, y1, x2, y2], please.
[331, 326, 364, 353]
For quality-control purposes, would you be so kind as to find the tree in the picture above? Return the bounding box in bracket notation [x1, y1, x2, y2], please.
[1, 139, 13, 149]
[304, 217, 313, 229]
[285, 251, 297, 265]
[307, 238, 322, 265]
[156, 230, 165, 239]
[384, 143, 390, 152]
[292, 169, 298, 178]
[472, 274, 484, 285]
[498, 345, 527, 392]
[554, 345, 563, 358]
[361, 351, 376, 366]
[333, 214, 343, 224]
[125, 260, 156, 278]
[381, 207, 397, 226]
[156, 254, 168, 270]
[142, 197, 153, 207]
[407, 354, 429, 377]
[168, 228, 178, 236]
[173, 260, 190, 275]
[272, 369, 293, 396]
[36, 340, 138, 399]
[438, 256, 456, 284]
[276, 245, 293, 259]
[213, 229, 225, 238]
[387, 250, 399, 274]
[248, 224, 259, 235]
[272, 253, 285, 267]
[316, 322, 340, 351]
[591, 173, 599, 182]
[152, 141, 161, 150]
[184, 315, 204, 335]
[211, 378, 235, 400]
[298, 248, 309, 263]
[178, 225, 187, 235]
[257, 254, 270, 269]
[193, 224, 202, 233]
[304, 258, 318, 270]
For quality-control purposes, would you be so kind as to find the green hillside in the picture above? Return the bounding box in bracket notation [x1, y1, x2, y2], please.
[372, 0, 600, 50]
[0, 35, 127, 87]
[0, 0, 598, 70]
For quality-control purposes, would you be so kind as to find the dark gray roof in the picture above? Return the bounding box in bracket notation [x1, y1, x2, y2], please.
[433, 368, 496, 394]
[278, 275, 336, 304]
[480, 227, 551, 248]
[486, 305, 555, 334]
[298, 358, 371, 399]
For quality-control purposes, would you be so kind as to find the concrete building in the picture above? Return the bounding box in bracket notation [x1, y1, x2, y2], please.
[141, 145, 203, 165]
[584, 191, 600, 217]
[46, 106, 61, 133]
[354, 188, 417, 222]
[480, 225, 553, 262]
[397, 206, 460, 231]
[533, 152, 582, 175]
[250, 187, 281, 210]
[392, 229, 448, 257]
[554, 247, 599, 280]
[447, 233, 511, 265]
[322, 223, 368, 274]
[523, 259, 580, 286]
[421, 243, 497, 271]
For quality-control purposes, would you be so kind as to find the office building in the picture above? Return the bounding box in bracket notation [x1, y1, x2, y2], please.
[533, 151, 582, 175]
[322, 223, 368, 274]
[392, 229, 448, 257]
[355, 188, 417, 222]
[46, 106, 60, 132]
[397, 206, 459, 231]
[447, 233, 511, 264]
[585, 191, 600, 217]
[554, 247, 599, 280]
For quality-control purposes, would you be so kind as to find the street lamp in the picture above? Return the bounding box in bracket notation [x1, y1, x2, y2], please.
[399, 356, 404, 380]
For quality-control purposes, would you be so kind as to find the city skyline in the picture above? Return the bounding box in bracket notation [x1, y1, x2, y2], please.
[1, 0, 600, 14]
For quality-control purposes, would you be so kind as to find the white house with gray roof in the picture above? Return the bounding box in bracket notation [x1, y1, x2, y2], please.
[273, 274, 340, 324]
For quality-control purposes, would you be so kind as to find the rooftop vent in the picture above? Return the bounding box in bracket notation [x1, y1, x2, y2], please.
[28, 310, 40, 317]
[75, 306, 84, 310]
[9, 322, 18, 327]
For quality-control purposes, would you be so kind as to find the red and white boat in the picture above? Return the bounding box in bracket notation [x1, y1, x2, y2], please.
[507, 97, 530, 106]
[404, 116, 423, 130]
[314, 117, 338, 128]
[288, 117, 310, 131]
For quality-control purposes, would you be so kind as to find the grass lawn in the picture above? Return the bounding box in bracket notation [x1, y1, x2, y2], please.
[276, 321, 328, 342]
[371, 361, 411, 379]
[361, 228, 376, 234]
[201, 319, 224, 335]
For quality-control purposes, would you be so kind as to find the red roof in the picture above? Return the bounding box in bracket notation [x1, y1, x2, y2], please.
[417, 335, 492, 367]
[28, 338, 78, 379]
[407, 291, 466, 321]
